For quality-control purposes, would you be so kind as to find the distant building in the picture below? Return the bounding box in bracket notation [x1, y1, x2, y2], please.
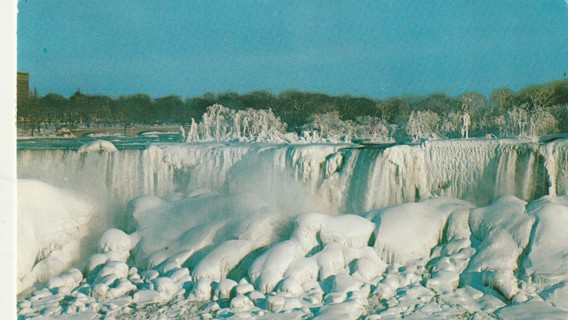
[17, 72, 30, 106]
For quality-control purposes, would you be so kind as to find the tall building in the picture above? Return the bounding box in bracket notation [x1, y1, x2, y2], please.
[17, 72, 30, 106]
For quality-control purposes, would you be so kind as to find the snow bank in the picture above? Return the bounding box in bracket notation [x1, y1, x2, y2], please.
[496, 301, 568, 320]
[192, 240, 258, 282]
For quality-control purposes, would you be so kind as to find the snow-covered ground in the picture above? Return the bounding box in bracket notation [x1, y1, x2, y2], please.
[16, 139, 568, 319]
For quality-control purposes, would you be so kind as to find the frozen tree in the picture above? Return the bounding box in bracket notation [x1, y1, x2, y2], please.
[458, 91, 489, 133]
[303, 112, 396, 143]
[550, 103, 568, 133]
[207, 104, 232, 140]
[504, 104, 529, 137]
[179, 126, 186, 142]
[353, 116, 395, 143]
[304, 112, 354, 142]
[406, 110, 441, 141]
[529, 107, 558, 138]
[494, 115, 507, 136]
[440, 111, 462, 138]
[500, 103, 556, 138]
[185, 104, 290, 142]
[503, 104, 557, 139]
[186, 118, 200, 142]
[200, 112, 213, 140]
[235, 108, 289, 142]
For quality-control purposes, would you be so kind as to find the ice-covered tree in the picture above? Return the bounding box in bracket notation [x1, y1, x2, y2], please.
[234, 108, 289, 142]
[503, 104, 529, 137]
[528, 107, 558, 138]
[301, 112, 397, 143]
[406, 110, 441, 141]
[440, 111, 462, 138]
[185, 104, 291, 142]
[186, 118, 200, 142]
[502, 103, 558, 139]
[352, 116, 395, 143]
[303, 111, 354, 142]
[458, 91, 491, 134]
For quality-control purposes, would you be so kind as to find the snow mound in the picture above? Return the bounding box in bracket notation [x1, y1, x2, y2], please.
[369, 197, 472, 264]
[249, 213, 378, 293]
[77, 140, 118, 153]
[126, 192, 291, 271]
[524, 196, 568, 305]
[291, 212, 375, 252]
[98, 228, 133, 254]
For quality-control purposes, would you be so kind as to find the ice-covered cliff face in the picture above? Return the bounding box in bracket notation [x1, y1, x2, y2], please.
[17, 139, 568, 215]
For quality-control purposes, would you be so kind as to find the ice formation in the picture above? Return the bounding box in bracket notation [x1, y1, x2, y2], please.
[16, 138, 568, 318]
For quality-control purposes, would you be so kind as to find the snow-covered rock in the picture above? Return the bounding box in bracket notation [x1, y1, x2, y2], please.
[369, 197, 472, 264]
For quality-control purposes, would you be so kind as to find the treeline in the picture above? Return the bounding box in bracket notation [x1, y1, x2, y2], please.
[18, 79, 568, 138]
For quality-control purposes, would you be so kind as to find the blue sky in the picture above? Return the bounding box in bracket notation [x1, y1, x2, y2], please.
[17, 0, 568, 99]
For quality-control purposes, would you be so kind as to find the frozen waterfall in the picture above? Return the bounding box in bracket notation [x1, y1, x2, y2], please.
[16, 138, 568, 318]
[17, 139, 568, 215]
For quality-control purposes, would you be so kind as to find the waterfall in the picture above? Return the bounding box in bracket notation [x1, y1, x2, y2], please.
[18, 139, 567, 216]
